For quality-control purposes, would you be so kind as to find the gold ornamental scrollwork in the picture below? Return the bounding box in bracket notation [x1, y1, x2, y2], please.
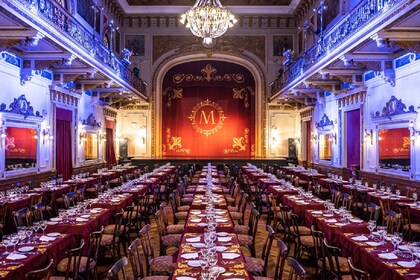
[163, 87, 183, 108]
[188, 98, 227, 137]
[164, 128, 191, 155]
[224, 128, 249, 154]
[232, 86, 255, 108]
[173, 64, 245, 84]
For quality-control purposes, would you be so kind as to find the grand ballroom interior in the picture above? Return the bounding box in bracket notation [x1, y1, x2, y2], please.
[0, 0, 420, 279]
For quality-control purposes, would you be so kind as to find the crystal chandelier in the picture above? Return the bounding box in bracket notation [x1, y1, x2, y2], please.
[180, 0, 237, 45]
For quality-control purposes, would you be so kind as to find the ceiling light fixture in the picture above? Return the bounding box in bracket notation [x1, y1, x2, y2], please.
[180, 0, 237, 45]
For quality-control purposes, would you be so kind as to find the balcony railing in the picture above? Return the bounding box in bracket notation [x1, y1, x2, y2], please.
[8, 0, 144, 94]
[271, 0, 407, 96]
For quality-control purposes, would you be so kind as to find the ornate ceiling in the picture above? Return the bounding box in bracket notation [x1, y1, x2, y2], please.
[116, 0, 301, 15]
[126, 0, 292, 5]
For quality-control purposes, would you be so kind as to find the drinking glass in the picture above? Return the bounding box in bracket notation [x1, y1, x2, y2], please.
[413, 192, 418, 202]
[391, 232, 403, 253]
[367, 221, 376, 239]
[33, 222, 40, 235]
[10, 235, 19, 252]
[40, 221, 47, 236]
[208, 251, 218, 267]
[395, 189, 401, 197]
[409, 242, 419, 264]
[26, 227, 34, 243]
[2, 235, 10, 254]
[377, 226, 387, 244]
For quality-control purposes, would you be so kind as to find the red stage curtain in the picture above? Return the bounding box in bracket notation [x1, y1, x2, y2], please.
[106, 128, 117, 167]
[56, 119, 72, 180]
[162, 61, 255, 158]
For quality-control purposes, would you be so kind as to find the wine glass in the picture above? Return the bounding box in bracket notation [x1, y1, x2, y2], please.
[10, 235, 19, 253]
[26, 227, 34, 244]
[408, 242, 419, 264]
[391, 232, 403, 253]
[413, 192, 418, 202]
[207, 251, 218, 267]
[40, 221, 47, 236]
[367, 220, 377, 239]
[2, 235, 10, 254]
[377, 226, 387, 244]
[33, 222, 40, 235]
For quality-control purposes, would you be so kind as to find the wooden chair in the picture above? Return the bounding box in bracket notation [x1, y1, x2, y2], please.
[138, 224, 174, 275]
[244, 224, 276, 276]
[128, 238, 168, 280]
[168, 193, 188, 224]
[322, 239, 350, 280]
[311, 225, 326, 277]
[287, 257, 308, 280]
[100, 211, 124, 260]
[290, 214, 314, 260]
[230, 192, 249, 225]
[107, 257, 128, 280]
[159, 203, 184, 234]
[237, 207, 260, 257]
[0, 202, 7, 235]
[383, 210, 402, 234]
[25, 259, 54, 280]
[51, 240, 84, 280]
[399, 203, 420, 241]
[154, 210, 181, 255]
[348, 257, 371, 280]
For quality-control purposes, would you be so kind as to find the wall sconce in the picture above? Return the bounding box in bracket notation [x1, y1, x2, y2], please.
[294, 137, 301, 144]
[42, 127, 53, 144]
[410, 122, 420, 141]
[138, 125, 146, 145]
[329, 133, 337, 144]
[271, 125, 279, 145]
[79, 131, 87, 144]
[311, 133, 317, 142]
[100, 132, 107, 142]
[364, 129, 373, 145]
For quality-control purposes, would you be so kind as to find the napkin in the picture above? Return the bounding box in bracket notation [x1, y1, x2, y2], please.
[176, 277, 196, 280]
[366, 242, 381, 247]
[190, 219, 201, 223]
[324, 219, 338, 223]
[312, 211, 323, 215]
[217, 237, 232, 242]
[181, 253, 198, 259]
[76, 218, 89, 222]
[40, 236, 56, 242]
[351, 235, 368, 241]
[216, 218, 228, 223]
[222, 253, 240, 259]
[6, 253, 27, 260]
[350, 219, 363, 223]
[378, 253, 398, 260]
[186, 236, 201, 243]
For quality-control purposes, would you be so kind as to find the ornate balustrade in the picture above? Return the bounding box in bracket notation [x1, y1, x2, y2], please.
[4, 0, 144, 95]
[271, 0, 409, 96]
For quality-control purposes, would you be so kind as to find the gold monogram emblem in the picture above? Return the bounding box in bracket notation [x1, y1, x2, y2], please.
[188, 99, 227, 136]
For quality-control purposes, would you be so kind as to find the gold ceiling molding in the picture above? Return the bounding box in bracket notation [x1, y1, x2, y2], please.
[163, 87, 183, 108]
[152, 35, 265, 64]
[354, 61, 382, 72]
[233, 87, 255, 108]
[269, 104, 297, 111]
[387, 40, 420, 53]
[299, 107, 314, 119]
[120, 103, 149, 110]
[103, 107, 118, 118]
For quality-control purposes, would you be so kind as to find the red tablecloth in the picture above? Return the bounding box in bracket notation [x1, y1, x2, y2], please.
[281, 195, 325, 216]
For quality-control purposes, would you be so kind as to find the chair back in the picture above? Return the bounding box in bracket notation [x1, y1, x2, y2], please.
[107, 257, 128, 280]
[138, 224, 155, 275]
[287, 257, 307, 280]
[111, 211, 124, 241]
[323, 238, 344, 279]
[0, 202, 7, 227]
[13, 207, 30, 227]
[384, 210, 402, 234]
[128, 238, 146, 279]
[273, 239, 288, 280]
[25, 259, 54, 280]
[86, 227, 103, 271]
[348, 257, 371, 280]
[260, 224, 275, 276]
[155, 209, 167, 238]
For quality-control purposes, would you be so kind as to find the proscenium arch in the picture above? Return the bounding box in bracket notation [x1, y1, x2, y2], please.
[152, 52, 266, 158]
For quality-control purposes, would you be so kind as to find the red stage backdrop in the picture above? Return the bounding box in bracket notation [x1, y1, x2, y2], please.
[162, 61, 255, 158]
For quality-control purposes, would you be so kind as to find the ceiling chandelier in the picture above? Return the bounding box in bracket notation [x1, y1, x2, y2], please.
[180, 0, 237, 45]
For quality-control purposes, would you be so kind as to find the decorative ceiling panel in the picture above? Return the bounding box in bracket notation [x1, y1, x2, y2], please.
[126, 0, 292, 5]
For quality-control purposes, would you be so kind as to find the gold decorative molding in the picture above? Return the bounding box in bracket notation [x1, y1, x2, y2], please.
[187, 99, 227, 137]
[173, 64, 245, 84]
[103, 107, 118, 118]
[162, 87, 183, 108]
[163, 128, 191, 155]
[388, 40, 420, 53]
[300, 107, 314, 119]
[153, 35, 265, 64]
[233, 87, 255, 108]
[224, 128, 249, 154]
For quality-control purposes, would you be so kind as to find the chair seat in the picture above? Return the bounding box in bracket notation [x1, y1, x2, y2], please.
[100, 234, 118, 245]
[297, 235, 314, 247]
[103, 224, 127, 234]
[178, 205, 190, 212]
[228, 206, 239, 212]
[237, 234, 253, 246]
[167, 224, 185, 234]
[244, 256, 264, 273]
[298, 226, 311, 236]
[175, 211, 188, 220]
[230, 212, 243, 220]
[226, 197, 235, 204]
[325, 256, 350, 273]
[143, 276, 169, 280]
[57, 256, 95, 273]
[253, 277, 273, 280]
[234, 225, 249, 235]
[162, 234, 182, 246]
[150, 256, 174, 274]
[404, 223, 420, 232]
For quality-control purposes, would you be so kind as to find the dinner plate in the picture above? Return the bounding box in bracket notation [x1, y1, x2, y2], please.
[397, 261, 416, 268]
[18, 246, 34, 252]
[399, 245, 410, 251]
[197, 223, 207, 227]
[323, 214, 334, 217]
[215, 246, 228, 252]
[217, 232, 229, 237]
[50, 218, 62, 222]
[190, 219, 201, 223]
[81, 215, 91, 219]
[47, 232, 61, 237]
[210, 266, 226, 274]
[191, 243, 205, 248]
[46, 221, 58, 225]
